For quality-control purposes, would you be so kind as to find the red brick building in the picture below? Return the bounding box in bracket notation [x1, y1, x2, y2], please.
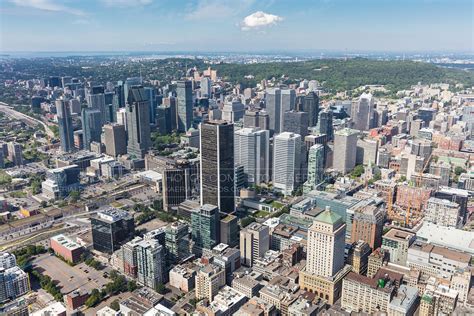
[50, 234, 84, 264]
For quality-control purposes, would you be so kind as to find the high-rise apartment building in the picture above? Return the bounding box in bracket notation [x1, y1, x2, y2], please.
[103, 123, 127, 157]
[165, 221, 190, 265]
[0, 267, 30, 303]
[191, 204, 220, 254]
[195, 264, 226, 300]
[136, 239, 164, 290]
[239, 222, 270, 267]
[273, 132, 301, 195]
[424, 197, 461, 228]
[200, 121, 235, 213]
[234, 128, 270, 185]
[126, 86, 151, 158]
[56, 100, 74, 152]
[303, 144, 325, 193]
[177, 80, 193, 132]
[333, 128, 359, 174]
[7, 142, 23, 166]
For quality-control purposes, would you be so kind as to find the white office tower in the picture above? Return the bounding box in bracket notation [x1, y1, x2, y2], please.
[333, 128, 359, 174]
[303, 144, 325, 193]
[265, 88, 296, 134]
[116, 108, 128, 131]
[239, 222, 270, 267]
[273, 132, 301, 195]
[234, 128, 270, 185]
[352, 93, 374, 131]
[306, 207, 346, 277]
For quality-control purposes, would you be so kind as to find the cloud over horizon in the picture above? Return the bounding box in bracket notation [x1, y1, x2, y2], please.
[9, 0, 85, 16]
[240, 11, 283, 31]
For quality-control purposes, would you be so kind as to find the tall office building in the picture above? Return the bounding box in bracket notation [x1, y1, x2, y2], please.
[301, 91, 320, 127]
[177, 80, 193, 132]
[191, 204, 220, 254]
[239, 222, 270, 267]
[350, 204, 385, 250]
[200, 76, 211, 97]
[56, 100, 74, 153]
[283, 110, 309, 137]
[299, 208, 350, 304]
[273, 132, 302, 195]
[103, 123, 127, 157]
[144, 87, 157, 124]
[81, 108, 103, 150]
[316, 109, 334, 140]
[333, 128, 359, 174]
[303, 144, 325, 193]
[162, 160, 197, 211]
[265, 88, 295, 135]
[87, 86, 108, 124]
[91, 208, 135, 254]
[123, 77, 142, 105]
[243, 110, 270, 130]
[126, 86, 151, 158]
[352, 93, 374, 131]
[136, 239, 164, 290]
[234, 128, 270, 185]
[200, 121, 235, 213]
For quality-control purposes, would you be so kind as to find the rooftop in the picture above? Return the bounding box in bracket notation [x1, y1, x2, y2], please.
[51, 234, 82, 251]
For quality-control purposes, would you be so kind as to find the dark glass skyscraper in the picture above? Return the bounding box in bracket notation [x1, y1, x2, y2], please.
[81, 107, 103, 150]
[56, 100, 74, 153]
[316, 109, 334, 141]
[91, 208, 135, 254]
[191, 204, 220, 254]
[302, 91, 320, 127]
[126, 86, 151, 158]
[200, 120, 235, 213]
[177, 80, 193, 132]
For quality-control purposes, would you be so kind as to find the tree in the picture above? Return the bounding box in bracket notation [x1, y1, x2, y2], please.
[155, 283, 167, 294]
[455, 167, 466, 176]
[69, 190, 80, 203]
[110, 299, 120, 311]
[127, 280, 138, 292]
[85, 289, 102, 307]
[351, 165, 365, 178]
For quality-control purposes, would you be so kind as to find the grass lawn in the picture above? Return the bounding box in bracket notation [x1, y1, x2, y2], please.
[254, 210, 270, 218]
[271, 201, 284, 209]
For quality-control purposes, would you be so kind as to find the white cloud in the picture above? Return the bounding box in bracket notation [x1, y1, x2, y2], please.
[101, 0, 153, 8]
[9, 0, 85, 16]
[240, 11, 283, 31]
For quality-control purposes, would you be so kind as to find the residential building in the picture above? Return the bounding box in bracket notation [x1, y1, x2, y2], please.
[191, 204, 220, 254]
[350, 204, 384, 250]
[195, 264, 226, 300]
[0, 267, 30, 302]
[303, 144, 325, 193]
[425, 197, 462, 228]
[56, 99, 74, 153]
[381, 229, 415, 266]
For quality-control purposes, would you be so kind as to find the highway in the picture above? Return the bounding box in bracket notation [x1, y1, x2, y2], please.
[0, 102, 56, 138]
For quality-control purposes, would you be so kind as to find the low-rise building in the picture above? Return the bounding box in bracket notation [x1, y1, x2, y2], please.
[169, 265, 196, 293]
[50, 234, 84, 264]
[232, 274, 262, 298]
[195, 264, 226, 300]
[197, 286, 247, 316]
[387, 284, 419, 316]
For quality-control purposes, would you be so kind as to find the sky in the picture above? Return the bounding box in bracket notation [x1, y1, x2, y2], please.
[0, 0, 473, 53]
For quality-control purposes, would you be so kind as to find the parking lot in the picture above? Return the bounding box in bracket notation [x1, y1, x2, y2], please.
[32, 254, 109, 294]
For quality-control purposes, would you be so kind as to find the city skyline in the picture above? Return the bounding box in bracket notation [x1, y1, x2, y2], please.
[1, 0, 473, 53]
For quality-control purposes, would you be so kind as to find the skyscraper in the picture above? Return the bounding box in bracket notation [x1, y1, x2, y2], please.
[299, 207, 350, 304]
[200, 121, 235, 213]
[239, 222, 270, 267]
[273, 132, 302, 195]
[352, 93, 374, 131]
[103, 123, 127, 157]
[234, 128, 270, 185]
[191, 204, 220, 254]
[87, 86, 108, 124]
[81, 108, 103, 150]
[243, 110, 270, 130]
[283, 110, 309, 137]
[56, 99, 74, 153]
[91, 208, 135, 254]
[301, 91, 320, 127]
[303, 144, 325, 193]
[177, 80, 193, 132]
[126, 86, 151, 158]
[333, 128, 359, 174]
[7, 142, 23, 166]
[316, 109, 334, 140]
[265, 88, 296, 135]
[144, 87, 157, 124]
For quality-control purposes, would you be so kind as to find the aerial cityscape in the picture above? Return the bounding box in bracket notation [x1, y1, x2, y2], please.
[0, 0, 473, 315]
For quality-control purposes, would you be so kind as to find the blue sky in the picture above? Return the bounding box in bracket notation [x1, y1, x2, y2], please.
[0, 0, 472, 52]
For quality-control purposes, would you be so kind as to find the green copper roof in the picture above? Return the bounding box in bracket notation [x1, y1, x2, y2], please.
[315, 208, 343, 225]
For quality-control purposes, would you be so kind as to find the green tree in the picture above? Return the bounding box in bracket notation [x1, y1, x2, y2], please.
[69, 190, 81, 203]
[455, 167, 466, 176]
[110, 299, 120, 311]
[351, 165, 365, 178]
[155, 283, 167, 294]
[85, 289, 102, 307]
